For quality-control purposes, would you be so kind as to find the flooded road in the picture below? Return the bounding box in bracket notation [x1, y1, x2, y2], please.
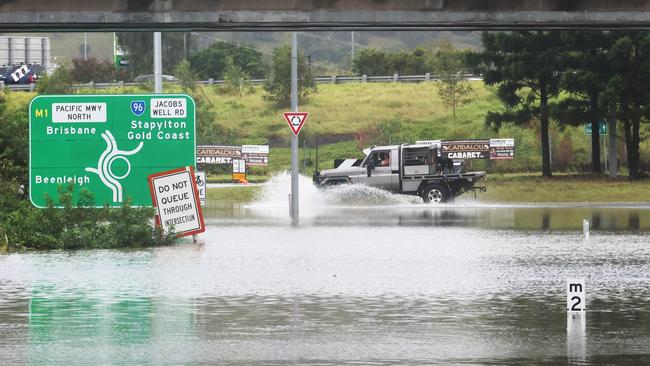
[1, 179, 650, 365]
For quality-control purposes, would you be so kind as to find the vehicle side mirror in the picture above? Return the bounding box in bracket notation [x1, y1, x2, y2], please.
[367, 163, 373, 177]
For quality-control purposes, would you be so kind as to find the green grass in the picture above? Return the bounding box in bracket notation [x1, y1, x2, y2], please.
[206, 186, 260, 202]
[480, 174, 650, 203]
[206, 173, 650, 203]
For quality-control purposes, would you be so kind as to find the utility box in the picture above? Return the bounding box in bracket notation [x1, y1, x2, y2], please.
[0, 36, 50, 71]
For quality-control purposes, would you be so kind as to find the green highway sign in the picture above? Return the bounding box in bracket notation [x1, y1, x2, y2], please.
[585, 121, 607, 135]
[29, 94, 196, 208]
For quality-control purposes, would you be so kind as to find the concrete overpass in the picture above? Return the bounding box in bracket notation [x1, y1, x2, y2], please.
[2, 0, 650, 31]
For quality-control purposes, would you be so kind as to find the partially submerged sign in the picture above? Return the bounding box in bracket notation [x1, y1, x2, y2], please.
[197, 145, 269, 166]
[148, 166, 205, 237]
[29, 94, 196, 207]
[195, 170, 206, 206]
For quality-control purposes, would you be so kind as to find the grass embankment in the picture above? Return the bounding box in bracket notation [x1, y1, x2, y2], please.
[481, 174, 650, 203]
[206, 174, 650, 203]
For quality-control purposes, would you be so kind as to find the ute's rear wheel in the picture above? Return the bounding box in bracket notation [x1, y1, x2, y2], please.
[421, 183, 450, 203]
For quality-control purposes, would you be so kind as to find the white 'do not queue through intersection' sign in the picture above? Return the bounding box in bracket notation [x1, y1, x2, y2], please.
[148, 166, 205, 237]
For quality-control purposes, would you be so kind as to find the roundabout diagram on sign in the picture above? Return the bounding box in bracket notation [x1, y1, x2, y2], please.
[85, 130, 144, 203]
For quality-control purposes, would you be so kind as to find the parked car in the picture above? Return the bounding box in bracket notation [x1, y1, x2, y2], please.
[0, 64, 44, 84]
[133, 74, 177, 83]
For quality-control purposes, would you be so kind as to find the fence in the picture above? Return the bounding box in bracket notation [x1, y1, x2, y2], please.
[0, 73, 482, 92]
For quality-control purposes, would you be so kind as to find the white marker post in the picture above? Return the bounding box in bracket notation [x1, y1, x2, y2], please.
[566, 279, 586, 361]
[583, 219, 590, 239]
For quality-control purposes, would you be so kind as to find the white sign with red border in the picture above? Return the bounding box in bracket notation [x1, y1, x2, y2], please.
[148, 166, 205, 237]
[283, 112, 309, 136]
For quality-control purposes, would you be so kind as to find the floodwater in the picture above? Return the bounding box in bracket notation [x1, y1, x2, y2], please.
[1, 174, 650, 365]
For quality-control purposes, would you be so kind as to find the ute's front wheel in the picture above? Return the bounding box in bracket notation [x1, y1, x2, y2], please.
[421, 183, 450, 203]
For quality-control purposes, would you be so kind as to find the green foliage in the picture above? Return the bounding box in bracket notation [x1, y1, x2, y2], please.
[0, 94, 28, 183]
[471, 31, 565, 177]
[36, 65, 74, 94]
[1, 184, 175, 251]
[70, 58, 127, 83]
[354, 119, 414, 149]
[173, 59, 198, 92]
[353, 47, 435, 76]
[222, 57, 254, 97]
[433, 44, 474, 119]
[189, 41, 267, 80]
[264, 45, 317, 108]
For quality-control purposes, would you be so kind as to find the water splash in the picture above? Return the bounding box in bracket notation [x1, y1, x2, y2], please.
[249, 172, 420, 214]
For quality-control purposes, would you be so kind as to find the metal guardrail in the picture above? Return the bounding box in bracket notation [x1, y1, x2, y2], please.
[1, 73, 482, 92]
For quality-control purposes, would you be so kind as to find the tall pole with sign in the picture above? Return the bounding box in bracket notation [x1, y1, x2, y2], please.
[290, 32, 299, 225]
[154, 32, 162, 94]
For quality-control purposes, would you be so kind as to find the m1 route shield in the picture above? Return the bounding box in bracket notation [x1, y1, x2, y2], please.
[29, 94, 196, 207]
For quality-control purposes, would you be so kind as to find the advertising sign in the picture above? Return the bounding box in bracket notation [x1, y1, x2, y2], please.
[241, 145, 270, 166]
[197, 145, 269, 166]
[489, 138, 515, 160]
[29, 94, 196, 208]
[148, 166, 205, 237]
[441, 140, 490, 159]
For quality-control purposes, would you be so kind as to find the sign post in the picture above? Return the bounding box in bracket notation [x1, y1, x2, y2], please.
[148, 166, 205, 237]
[290, 32, 299, 225]
[29, 94, 196, 207]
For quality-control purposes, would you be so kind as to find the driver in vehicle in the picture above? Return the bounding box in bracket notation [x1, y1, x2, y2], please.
[380, 153, 390, 166]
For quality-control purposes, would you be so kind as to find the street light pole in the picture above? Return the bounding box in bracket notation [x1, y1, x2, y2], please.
[153, 32, 162, 93]
[290, 32, 299, 225]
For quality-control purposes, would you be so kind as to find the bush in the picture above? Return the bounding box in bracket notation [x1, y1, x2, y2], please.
[71, 58, 127, 83]
[36, 65, 73, 94]
[1, 184, 176, 251]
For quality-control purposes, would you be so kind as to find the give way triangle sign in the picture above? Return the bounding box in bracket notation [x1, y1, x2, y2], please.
[283, 112, 309, 136]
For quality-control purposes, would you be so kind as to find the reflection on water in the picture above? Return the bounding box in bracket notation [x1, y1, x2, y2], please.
[204, 201, 650, 232]
[1, 183, 650, 364]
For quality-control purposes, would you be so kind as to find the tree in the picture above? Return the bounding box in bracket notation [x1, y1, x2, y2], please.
[222, 57, 253, 97]
[601, 32, 650, 180]
[551, 32, 615, 173]
[264, 45, 317, 108]
[36, 65, 73, 95]
[470, 31, 565, 177]
[189, 41, 267, 80]
[116, 32, 192, 78]
[173, 59, 198, 92]
[434, 44, 473, 119]
[70, 58, 127, 83]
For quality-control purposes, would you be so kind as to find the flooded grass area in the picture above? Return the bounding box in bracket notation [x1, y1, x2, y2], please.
[2, 174, 650, 365]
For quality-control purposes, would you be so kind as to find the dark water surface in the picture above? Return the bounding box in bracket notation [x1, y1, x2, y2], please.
[1, 200, 650, 365]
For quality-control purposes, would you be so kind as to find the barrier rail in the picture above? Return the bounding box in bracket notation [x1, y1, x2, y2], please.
[0, 73, 482, 92]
